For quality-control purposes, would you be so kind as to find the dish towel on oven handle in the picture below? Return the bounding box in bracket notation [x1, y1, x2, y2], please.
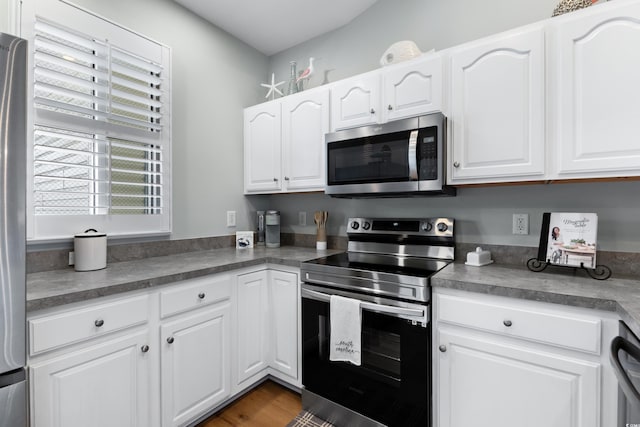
[329, 294, 362, 366]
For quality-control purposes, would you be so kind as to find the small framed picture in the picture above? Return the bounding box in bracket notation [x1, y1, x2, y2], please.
[236, 231, 254, 249]
[537, 212, 598, 269]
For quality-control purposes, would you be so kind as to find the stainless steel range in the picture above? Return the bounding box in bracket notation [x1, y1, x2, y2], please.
[300, 217, 455, 427]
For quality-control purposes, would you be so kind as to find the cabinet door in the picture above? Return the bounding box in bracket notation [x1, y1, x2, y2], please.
[30, 330, 151, 427]
[269, 270, 299, 381]
[281, 90, 329, 191]
[436, 329, 599, 427]
[161, 304, 231, 427]
[382, 55, 443, 122]
[449, 25, 545, 183]
[235, 270, 270, 385]
[330, 73, 381, 130]
[244, 103, 282, 193]
[552, 1, 640, 178]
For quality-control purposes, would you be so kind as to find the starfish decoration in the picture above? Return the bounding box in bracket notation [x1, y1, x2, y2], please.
[260, 73, 285, 100]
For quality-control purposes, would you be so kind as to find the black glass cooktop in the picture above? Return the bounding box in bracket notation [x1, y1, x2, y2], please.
[305, 252, 450, 278]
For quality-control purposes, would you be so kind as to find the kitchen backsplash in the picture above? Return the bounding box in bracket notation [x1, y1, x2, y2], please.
[27, 233, 640, 278]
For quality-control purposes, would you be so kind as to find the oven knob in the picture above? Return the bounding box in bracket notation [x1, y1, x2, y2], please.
[422, 222, 433, 232]
[437, 222, 448, 232]
[362, 221, 371, 230]
[351, 221, 360, 230]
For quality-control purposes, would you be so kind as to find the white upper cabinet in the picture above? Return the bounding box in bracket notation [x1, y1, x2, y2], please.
[281, 90, 330, 191]
[448, 24, 546, 184]
[331, 55, 445, 131]
[244, 88, 329, 194]
[549, 0, 640, 179]
[330, 72, 381, 130]
[244, 103, 281, 193]
[382, 54, 443, 122]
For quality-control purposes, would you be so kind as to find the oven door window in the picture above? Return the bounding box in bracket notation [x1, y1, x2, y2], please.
[327, 131, 411, 185]
[302, 297, 429, 427]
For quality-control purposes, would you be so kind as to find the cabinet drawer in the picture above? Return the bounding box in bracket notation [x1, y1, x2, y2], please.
[160, 274, 231, 319]
[436, 293, 602, 354]
[29, 295, 149, 355]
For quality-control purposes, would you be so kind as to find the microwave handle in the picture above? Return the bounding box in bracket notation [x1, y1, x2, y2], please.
[408, 130, 419, 180]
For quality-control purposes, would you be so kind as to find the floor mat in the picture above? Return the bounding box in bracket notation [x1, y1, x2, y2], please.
[285, 410, 335, 427]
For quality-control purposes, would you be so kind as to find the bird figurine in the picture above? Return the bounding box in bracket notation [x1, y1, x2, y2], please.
[260, 73, 285, 100]
[296, 57, 315, 84]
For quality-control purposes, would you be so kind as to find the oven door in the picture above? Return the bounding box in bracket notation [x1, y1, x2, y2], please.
[302, 284, 430, 427]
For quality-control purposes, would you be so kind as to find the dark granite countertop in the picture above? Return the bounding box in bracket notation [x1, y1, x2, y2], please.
[433, 263, 640, 337]
[27, 246, 341, 312]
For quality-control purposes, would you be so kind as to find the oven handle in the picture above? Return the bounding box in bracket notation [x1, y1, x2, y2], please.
[302, 288, 425, 318]
[408, 130, 419, 180]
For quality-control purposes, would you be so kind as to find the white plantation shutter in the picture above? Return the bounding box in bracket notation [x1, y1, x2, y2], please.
[27, 11, 171, 240]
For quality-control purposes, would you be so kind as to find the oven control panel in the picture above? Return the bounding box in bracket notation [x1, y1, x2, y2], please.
[347, 217, 454, 237]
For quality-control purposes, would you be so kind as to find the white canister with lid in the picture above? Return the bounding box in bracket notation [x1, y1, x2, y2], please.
[74, 229, 107, 271]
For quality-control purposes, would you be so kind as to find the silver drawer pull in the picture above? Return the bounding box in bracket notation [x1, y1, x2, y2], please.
[141, 345, 150, 353]
[167, 337, 175, 344]
[503, 320, 513, 327]
[94, 319, 104, 328]
[198, 292, 206, 299]
[439, 345, 447, 353]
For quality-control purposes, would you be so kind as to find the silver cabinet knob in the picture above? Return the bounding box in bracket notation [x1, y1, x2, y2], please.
[439, 345, 447, 353]
[94, 319, 104, 327]
[370, 108, 375, 114]
[503, 320, 513, 327]
[167, 337, 175, 344]
[273, 177, 278, 182]
[388, 104, 393, 110]
[198, 292, 205, 299]
[141, 345, 150, 353]
[284, 176, 290, 181]
[453, 161, 460, 168]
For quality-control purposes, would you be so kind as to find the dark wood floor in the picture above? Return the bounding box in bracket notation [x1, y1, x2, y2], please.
[196, 380, 302, 427]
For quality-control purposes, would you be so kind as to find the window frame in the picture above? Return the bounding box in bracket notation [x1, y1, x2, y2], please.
[22, 0, 172, 242]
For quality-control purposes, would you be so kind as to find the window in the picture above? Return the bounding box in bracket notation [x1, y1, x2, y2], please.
[23, 1, 171, 240]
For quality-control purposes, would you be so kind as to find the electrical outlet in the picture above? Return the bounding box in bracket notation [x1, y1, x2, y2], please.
[512, 213, 529, 235]
[226, 211, 236, 227]
[298, 211, 307, 227]
[68, 251, 75, 266]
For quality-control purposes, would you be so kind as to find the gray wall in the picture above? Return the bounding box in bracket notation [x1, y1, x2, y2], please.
[268, 0, 560, 89]
[36, 0, 270, 241]
[269, 181, 640, 252]
[261, 0, 640, 253]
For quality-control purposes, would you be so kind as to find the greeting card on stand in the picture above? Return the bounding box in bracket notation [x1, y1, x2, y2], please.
[537, 212, 598, 269]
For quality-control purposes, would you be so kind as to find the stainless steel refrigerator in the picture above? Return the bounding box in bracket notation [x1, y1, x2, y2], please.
[0, 32, 27, 427]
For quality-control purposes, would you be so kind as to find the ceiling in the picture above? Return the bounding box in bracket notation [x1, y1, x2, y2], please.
[173, 0, 379, 56]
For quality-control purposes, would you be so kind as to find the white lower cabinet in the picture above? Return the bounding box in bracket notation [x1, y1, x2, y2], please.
[437, 329, 599, 427]
[29, 266, 302, 427]
[269, 269, 299, 380]
[30, 330, 152, 427]
[433, 288, 619, 427]
[235, 270, 270, 385]
[160, 304, 231, 427]
[234, 267, 300, 392]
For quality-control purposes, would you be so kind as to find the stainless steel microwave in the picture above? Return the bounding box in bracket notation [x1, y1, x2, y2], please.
[325, 112, 455, 197]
